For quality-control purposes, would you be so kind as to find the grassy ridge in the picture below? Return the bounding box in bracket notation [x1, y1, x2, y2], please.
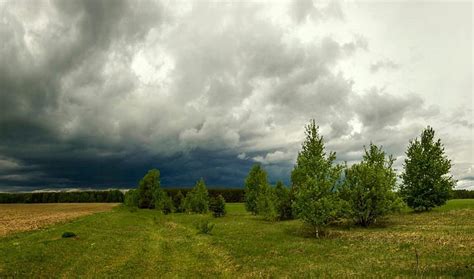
[1, 200, 473, 277]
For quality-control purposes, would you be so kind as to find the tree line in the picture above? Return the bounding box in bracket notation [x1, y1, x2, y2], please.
[166, 188, 243, 203]
[124, 170, 227, 217]
[243, 119, 458, 237]
[452, 189, 474, 199]
[0, 188, 245, 204]
[0, 190, 124, 203]
[1, 187, 469, 205]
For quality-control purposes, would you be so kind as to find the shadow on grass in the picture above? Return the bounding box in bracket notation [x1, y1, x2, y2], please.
[282, 216, 403, 239]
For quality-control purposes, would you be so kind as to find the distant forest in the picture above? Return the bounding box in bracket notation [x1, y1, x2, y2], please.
[0, 189, 472, 204]
[0, 189, 245, 203]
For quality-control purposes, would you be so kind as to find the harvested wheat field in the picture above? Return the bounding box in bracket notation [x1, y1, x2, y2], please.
[0, 203, 118, 236]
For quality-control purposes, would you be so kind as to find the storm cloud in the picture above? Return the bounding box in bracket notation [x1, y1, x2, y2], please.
[0, 0, 472, 190]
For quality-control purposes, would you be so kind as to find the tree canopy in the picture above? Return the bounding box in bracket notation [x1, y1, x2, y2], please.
[400, 126, 455, 211]
[341, 144, 402, 226]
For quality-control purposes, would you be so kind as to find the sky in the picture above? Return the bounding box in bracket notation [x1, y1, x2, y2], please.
[0, 0, 472, 191]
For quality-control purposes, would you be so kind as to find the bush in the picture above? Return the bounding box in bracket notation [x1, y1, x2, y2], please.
[256, 183, 278, 221]
[61, 232, 77, 238]
[184, 178, 209, 213]
[341, 144, 403, 226]
[124, 189, 139, 208]
[209, 194, 226, 217]
[400, 127, 456, 211]
[138, 169, 161, 209]
[292, 119, 344, 237]
[196, 220, 215, 234]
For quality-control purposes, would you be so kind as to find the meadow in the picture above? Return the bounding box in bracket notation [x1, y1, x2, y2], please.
[0, 200, 473, 278]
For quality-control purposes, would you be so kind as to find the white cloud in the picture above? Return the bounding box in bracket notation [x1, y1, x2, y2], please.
[253, 150, 295, 165]
[237, 153, 247, 160]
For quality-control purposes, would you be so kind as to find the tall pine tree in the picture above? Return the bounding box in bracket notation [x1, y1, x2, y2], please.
[292, 119, 343, 237]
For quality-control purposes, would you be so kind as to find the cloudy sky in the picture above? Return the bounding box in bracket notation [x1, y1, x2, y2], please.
[0, 0, 472, 191]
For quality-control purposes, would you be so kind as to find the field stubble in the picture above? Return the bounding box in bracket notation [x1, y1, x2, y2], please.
[0, 203, 118, 236]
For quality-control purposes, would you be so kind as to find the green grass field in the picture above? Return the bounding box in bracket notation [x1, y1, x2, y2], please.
[1, 200, 473, 278]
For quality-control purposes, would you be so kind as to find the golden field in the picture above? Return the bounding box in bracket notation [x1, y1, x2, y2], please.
[0, 203, 118, 236]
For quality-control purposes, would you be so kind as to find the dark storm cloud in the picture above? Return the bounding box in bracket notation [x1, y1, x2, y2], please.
[353, 87, 435, 131]
[0, 0, 469, 191]
[0, 0, 164, 189]
[0, 0, 162, 128]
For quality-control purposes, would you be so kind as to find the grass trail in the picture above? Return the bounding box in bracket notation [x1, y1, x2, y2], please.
[0, 200, 473, 277]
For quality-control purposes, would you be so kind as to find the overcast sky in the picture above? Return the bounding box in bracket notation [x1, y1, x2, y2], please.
[0, 0, 472, 191]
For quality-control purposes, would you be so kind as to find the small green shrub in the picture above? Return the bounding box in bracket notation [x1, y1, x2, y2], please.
[184, 178, 209, 213]
[209, 194, 226, 217]
[61, 232, 77, 238]
[124, 189, 139, 208]
[196, 220, 215, 234]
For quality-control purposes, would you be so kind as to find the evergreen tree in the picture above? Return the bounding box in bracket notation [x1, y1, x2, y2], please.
[210, 194, 227, 217]
[400, 126, 456, 211]
[341, 143, 402, 226]
[184, 178, 209, 213]
[292, 119, 343, 237]
[274, 181, 293, 220]
[244, 164, 268, 214]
